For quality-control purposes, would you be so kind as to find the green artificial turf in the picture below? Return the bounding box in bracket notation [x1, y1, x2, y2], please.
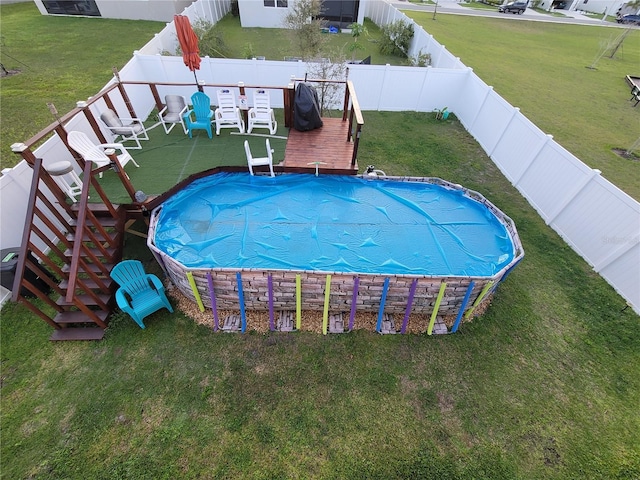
[93, 113, 288, 203]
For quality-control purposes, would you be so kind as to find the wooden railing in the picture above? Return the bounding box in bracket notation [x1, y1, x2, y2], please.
[10, 144, 129, 332]
[344, 80, 364, 167]
[63, 159, 122, 309]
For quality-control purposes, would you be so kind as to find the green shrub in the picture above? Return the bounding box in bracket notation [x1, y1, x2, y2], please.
[379, 19, 414, 57]
[191, 18, 230, 58]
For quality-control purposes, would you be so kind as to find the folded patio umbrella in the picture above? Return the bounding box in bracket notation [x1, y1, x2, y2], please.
[174, 15, 201, 87]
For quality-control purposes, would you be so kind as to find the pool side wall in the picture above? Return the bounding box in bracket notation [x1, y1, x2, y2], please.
[157, 256, 496, 316]
[147, 175, 524, 327]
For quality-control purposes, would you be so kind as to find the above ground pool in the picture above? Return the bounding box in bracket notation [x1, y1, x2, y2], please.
[149, 172, 524, 327]
[152, 173, 515, 277]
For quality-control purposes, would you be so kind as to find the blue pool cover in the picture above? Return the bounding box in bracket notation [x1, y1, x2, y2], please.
[153, 173, 515, 277]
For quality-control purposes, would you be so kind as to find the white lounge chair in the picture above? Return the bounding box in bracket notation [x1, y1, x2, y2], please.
[248, 89, 277, 135]
[215, 89, 245, 135]
[67, 131, 139, 178]
[158, 95, 188, 134]
[99, 108, 149, 149]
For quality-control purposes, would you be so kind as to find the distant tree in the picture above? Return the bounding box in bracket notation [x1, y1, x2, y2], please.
[346, 22, 368, 62]
[305, 52, 347, 115]
[282, 0, 327, 59]
[189, 18, 229, 58]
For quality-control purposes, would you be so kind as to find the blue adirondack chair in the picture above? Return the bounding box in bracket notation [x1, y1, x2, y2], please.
[183, 92, 214, 139]
[110, 260, 173, 328]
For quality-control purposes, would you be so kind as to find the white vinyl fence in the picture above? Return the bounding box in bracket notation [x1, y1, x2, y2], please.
[2, 0, 638, 312]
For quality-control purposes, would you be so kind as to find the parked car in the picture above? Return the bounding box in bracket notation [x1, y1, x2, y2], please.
[617, 14, 640, 25]
[498, 1, 528, 14]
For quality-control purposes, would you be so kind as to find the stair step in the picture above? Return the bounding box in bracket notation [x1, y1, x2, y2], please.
[66, 231, 117, 243]
[50, 327, 105, 341]
[53, 309, 109, 325]
[63, 246, 117, 259]
[56, 293, 111, 307]
[59, 277, 115, 291]
[62, 262, 114, 274]
[71, 203, 121, 217]
[69, 217, 119, 228]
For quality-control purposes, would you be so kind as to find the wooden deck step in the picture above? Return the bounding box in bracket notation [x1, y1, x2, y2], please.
[66, 231, 118, 243]
[70, 203, 121, 217]
[62, 262, 114, 274]
[59, 277, 115, 291]
[69, 217, 119, 228]
[63, 246, 117, 259]
[50, 327, 105, 341]
[53, 310, 109, 325]
[56, 293, 111, 307]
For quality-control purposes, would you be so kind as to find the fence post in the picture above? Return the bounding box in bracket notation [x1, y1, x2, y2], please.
[10, 142, 37, 167]
[284, 82, 295, 128]
[593, 233, 640, 272]
[469, 84, 493, 132]
[513, 134, 554, 186]
[489, 107, 520, 157]
[545, 168, 601, 225]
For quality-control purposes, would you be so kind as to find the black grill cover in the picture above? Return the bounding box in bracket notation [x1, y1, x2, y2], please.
[293, 83, 323, 132]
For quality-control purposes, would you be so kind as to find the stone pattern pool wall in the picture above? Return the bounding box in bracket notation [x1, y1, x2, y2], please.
[158, 250, 497, 317]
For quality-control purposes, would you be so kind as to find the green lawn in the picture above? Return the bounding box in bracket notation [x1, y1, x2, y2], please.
[2, 110, 639, 479]
[403, 12, 640, 201]
[0, 3, 164, 170]
[1, 5, 639, 479]
[209, 14, 403, 65]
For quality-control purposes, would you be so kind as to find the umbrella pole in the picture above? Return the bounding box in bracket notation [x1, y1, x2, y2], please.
[194, 71, 203, 92]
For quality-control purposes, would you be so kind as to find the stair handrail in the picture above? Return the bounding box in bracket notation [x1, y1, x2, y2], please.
[64, 160, 116, 303]
[65, 153, 135, 303]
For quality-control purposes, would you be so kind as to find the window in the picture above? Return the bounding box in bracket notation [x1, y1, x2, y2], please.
[264, 0, 288, 7]
[42, 0, 100, 16]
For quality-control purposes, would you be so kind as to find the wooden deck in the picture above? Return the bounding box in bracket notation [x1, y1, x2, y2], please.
[282, 117, 358, 175]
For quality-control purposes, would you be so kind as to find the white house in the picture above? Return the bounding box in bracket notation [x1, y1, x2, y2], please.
[33, 0, 196, 21]
[566, 0, 627, 15]
[537, 0, 637, 15]
[231, 0, 366, 29]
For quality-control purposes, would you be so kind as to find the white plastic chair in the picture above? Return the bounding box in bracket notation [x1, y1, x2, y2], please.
[248, 89, 277, 135]
[99, 108, 149, 149]
[67, 131, 139, 178]
[244, 139, 275, 177]
[158, 95, 188, 134]
[215, 89, 245, 135]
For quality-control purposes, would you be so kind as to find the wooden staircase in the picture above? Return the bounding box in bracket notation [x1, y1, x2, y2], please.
[10, 156, 131, 341]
